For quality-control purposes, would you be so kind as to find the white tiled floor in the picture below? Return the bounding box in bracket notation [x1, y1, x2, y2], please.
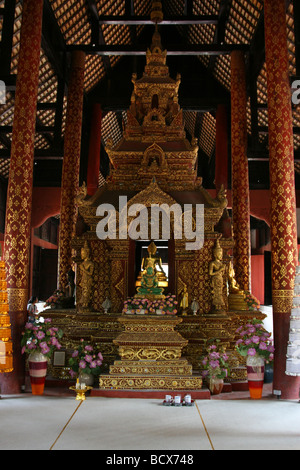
[1, 388, 300, 451]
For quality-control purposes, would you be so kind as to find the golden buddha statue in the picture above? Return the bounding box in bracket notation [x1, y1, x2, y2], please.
[78, 241, 94, 309]
[227, 260, 248, 311]
[135, 241, 168, 290]
[228, 261, 242, 293]
[179, 283, 189, 315]
[209, 238, 226, 313]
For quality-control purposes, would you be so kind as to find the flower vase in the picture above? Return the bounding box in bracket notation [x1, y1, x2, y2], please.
[28, 351, 48, 395]
[208, 377, 224, 395]
[264, 362, 273, 384]
[166, 310, 176, 315]
[246, 355, 265, 399]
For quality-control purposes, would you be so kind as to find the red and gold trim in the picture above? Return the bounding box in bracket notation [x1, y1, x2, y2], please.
[1, 0, 43, 392]
[58, 51, 86, 291]
[230, 51, 251, 292]
[264, 0, 299, 399]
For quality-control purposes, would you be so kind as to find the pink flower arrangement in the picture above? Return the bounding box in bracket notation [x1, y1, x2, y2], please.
[21, 318, 63, 358]
[200, 339, 230, 380]
[235, 318, 274, 362]
[122, 297, 151, 314]
[164, 294, 178, 314]
[122, 295, 178, 315]
[68, 339, 103, 378]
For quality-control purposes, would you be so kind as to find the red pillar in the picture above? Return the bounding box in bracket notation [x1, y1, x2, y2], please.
[87, 103, 102, 196]
[58, 51, 86, 291]
[215, 104, 228, 191]
[1, 0, 43, 394]
[264, 0, 300, 399]
[230, 51, 251, 292]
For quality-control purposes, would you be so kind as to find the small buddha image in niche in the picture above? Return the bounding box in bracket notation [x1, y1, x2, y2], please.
[151, 93, 159, 109]
[148, 155, 160, 167]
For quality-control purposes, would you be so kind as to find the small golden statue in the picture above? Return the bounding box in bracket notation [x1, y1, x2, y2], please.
[78, 241, 94, 309]
[209, 238, 226, 313]
[228, 261, 241, 293]
[179, 284, 189, 315]
[227, 260, 248, 311]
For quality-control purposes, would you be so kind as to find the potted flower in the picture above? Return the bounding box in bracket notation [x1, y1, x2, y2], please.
[200, 339, 230, 394]
[135, 298, 151, 314]
[151, 299, 166, 315]
[122, 297, 148, 314]
[21, 318, 63, 395]
[235, 318, 274, 399]
[122, 298, 134, 314]
[244, 291, 260, 311]
[68, 339, 103, 386]
[164, 294, 178, 315]
[44, 289, 65, 309]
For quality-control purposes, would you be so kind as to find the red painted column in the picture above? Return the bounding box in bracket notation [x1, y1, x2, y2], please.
[215, 104, 228, 191]
[58, 51, 86, 291]
[230, 51, 251, 292]
[1, 0, 43, 394]
[87, 103, 102, 196]
[264, 0, 300, 399]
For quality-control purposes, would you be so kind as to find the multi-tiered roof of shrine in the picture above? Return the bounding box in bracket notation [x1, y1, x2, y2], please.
[104, 25, 199, 192]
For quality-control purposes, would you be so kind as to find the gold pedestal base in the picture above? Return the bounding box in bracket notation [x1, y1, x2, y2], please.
[134, 294, 165, 301]
[109, 358, 193, 375]
[228, 293, 248, 311]
[69, 385, 92, 400]
[99, 315, 202, 391]
[99, 374, 202, 390]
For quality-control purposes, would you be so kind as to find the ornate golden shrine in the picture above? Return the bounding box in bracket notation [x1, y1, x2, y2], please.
[45, 26, 265, 391]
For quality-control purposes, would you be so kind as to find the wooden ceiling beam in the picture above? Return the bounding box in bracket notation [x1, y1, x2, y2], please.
[97, 14, 219, 25]
[68, 43, 248, 55]
[42, 0, 67, 81]
[208, 0, 232, 73]
[86, 0, 111, 72]
[0, 0, 16, 76]
[125, 0, 137, 45]
[86, 0, 101, 46]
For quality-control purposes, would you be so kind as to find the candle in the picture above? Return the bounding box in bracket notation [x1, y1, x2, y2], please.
[80, 383, 86, 389]
[75, 379, 80, 389]
[174, 395, 181, 404]
[185, 394, 191, 404]
[165, 394, 172, 403]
